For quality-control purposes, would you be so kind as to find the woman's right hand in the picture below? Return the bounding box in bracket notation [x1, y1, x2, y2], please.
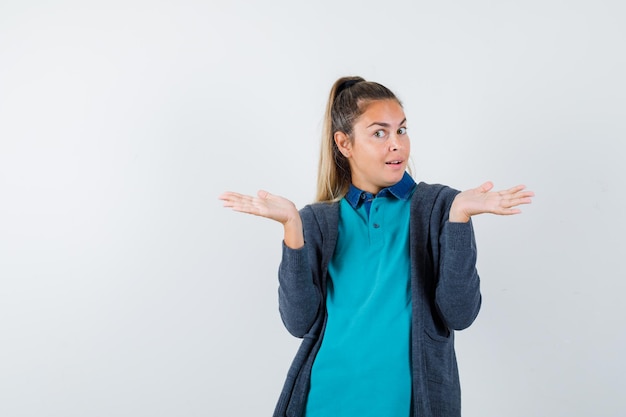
[219, 190, 299, 224]
[219, 190, 304, 248]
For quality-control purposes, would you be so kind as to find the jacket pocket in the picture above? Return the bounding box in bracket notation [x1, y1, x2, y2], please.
[423, 329, 454, 385]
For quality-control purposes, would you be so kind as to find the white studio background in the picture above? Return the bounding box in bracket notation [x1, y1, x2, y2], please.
[1, 1, 624, 416]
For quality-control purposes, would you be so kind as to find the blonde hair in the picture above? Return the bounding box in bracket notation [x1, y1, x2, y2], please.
[315, 76, 402, 202]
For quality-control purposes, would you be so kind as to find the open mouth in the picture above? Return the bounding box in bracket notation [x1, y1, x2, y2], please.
[386, 160, 403, 165]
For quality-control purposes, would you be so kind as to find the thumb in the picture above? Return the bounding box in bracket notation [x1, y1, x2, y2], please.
[479, 181, 494, 193]
[257, 190, 270, 199]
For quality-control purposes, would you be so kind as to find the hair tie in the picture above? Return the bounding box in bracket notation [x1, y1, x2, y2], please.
[337, 78, 363, 95]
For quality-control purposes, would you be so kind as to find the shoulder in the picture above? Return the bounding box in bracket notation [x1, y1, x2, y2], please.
[410, 182, 462, 223]
[299, 201, 339, 230]
[301, 201, 339, 217]
[299, 202, 340, 253]
[413, 181, 460, 204]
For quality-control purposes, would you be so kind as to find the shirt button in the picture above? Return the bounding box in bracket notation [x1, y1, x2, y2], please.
[373, 223, 380, 228]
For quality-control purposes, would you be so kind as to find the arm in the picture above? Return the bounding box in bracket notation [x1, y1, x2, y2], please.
[436, 217, 482, 330]
[277, 206, 324, 337]
[435, 182, 534, 329]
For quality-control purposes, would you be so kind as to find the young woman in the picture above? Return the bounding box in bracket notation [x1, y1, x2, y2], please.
[220, 76, 534, 417]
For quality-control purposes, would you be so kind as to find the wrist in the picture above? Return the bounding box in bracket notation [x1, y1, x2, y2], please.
[449, 195, 471, 223]
[449, 214, 470, 223]
[283, 214, 304, 249]
[449, 207, 470, 223]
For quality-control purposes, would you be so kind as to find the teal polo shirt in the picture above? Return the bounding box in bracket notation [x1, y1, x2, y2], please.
[305, 173, 416, 417]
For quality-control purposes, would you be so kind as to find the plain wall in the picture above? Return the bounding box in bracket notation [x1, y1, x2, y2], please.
[1, 1, 624, 416]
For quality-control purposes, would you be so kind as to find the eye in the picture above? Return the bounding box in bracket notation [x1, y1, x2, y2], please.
[374, 129, 386, 138]
[397, 127, 407, 135]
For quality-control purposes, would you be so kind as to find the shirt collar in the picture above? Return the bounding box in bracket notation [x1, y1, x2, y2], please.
[345, 172, 416, 210]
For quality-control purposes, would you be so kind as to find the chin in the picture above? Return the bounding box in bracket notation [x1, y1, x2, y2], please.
[390, 172, 405, 183]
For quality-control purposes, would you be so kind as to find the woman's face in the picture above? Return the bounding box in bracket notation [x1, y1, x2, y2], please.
[335, 99, 410, 194]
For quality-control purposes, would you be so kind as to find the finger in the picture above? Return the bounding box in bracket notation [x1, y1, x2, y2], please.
[505, 189, 534, 204]
[219, 191, 249, 201]
[496, 185, 532, 199]
[220, 194, 248, 206]
[501, 195, 533, 210]
[257, 189, 270, 199]
[493, 205, 523, 215]
[218, 191, 236, 201]
[221, 193, 257, 211]
[512, 196, 534, 206]
[506, 184, 528, 194]
[231, 205, 262, 215]
[219, 192, 242, 207]
[230, 198, 264, 215]
[480, 181, 494, 193]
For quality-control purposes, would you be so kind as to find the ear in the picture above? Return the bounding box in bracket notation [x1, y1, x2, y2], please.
[334, 131, 352, 158]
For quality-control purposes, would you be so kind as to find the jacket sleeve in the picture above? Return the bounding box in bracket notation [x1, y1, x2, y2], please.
[277, 206, 323, 338]
[435, 191, 482, 330]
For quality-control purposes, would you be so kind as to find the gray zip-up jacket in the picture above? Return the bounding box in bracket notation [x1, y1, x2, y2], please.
[273, 182, 482, 417]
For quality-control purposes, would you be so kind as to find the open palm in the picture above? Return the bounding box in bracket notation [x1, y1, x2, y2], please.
[219, 190, 299, 225]
[450, 182, 534, 222]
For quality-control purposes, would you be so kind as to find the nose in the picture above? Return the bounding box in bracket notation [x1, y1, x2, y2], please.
[389, 133, 401, 151]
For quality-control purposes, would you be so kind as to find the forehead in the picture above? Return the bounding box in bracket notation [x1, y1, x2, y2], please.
[356, 99, 405, 126]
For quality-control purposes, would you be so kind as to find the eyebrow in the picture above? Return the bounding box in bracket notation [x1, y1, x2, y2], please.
[367, 118, 407, 128]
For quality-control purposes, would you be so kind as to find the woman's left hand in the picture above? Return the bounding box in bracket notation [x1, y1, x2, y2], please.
[449, 182, 534, 223]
